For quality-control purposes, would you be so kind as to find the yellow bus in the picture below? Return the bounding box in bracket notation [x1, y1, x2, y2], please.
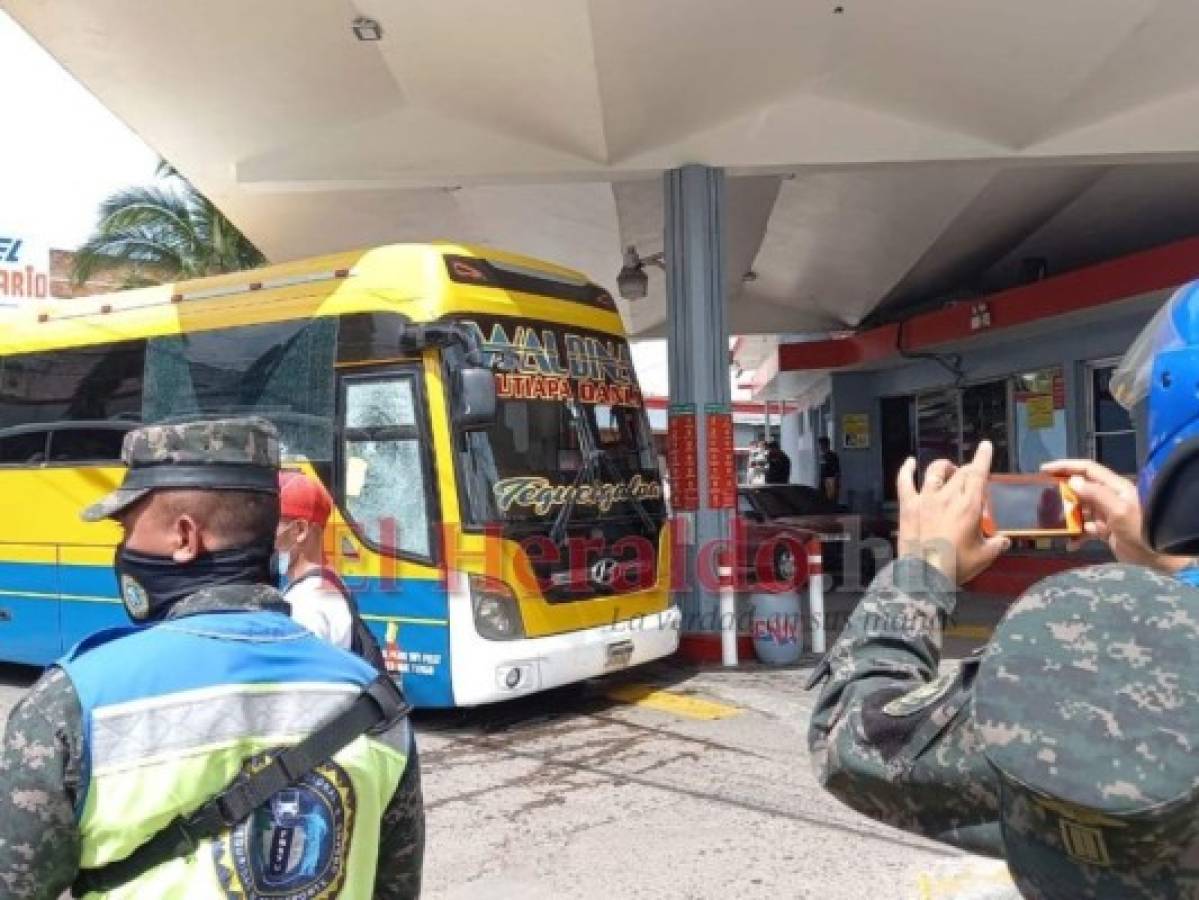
[0, 244, 678, 706]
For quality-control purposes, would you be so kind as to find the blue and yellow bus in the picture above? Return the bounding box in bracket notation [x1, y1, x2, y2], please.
[0, 244, 679, 706]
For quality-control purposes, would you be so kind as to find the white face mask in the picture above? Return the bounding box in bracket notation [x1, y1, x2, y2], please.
[274, 551, 292, 582]
[274, 522, 301, 584]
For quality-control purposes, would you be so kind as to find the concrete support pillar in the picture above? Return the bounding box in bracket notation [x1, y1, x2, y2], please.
[665, 164, 731, 651]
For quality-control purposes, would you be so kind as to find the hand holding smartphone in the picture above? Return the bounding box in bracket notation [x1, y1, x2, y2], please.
[981, 474, 1083, 538]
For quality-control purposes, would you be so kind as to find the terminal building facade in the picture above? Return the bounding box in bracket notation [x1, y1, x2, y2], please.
[743, 238, 1199, 593]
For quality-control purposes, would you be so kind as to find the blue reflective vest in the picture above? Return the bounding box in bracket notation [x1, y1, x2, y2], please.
[60, 608, 410, 898]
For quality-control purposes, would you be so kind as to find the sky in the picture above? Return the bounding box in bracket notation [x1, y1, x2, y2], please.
[0, 10, 158, 250]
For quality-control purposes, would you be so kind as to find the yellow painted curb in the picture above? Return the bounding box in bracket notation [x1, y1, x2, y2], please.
[605, 684, 742, 720]
[914, 862, 1015, 898]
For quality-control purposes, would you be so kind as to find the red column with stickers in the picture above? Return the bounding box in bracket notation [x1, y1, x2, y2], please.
[666, 404, 700, 511]
[705, 404, 736, 510]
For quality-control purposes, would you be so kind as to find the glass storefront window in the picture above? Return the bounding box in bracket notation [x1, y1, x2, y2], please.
[962, 380, 1010, 471]
[894, 362, 1139, 490]
[1088, 362, 1137, 475]
[910, 372, 1058, 475]
[1013, 367, 1068, 473]
[915, 389, 961, 471]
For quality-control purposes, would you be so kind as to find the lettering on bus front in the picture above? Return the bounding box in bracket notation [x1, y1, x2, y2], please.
[491, 373, 642, 407]
[461, 320, 642, 407]
[493, 474, 663, 516]
[454, 317, 664, 533]
[452, 315, 667, 603]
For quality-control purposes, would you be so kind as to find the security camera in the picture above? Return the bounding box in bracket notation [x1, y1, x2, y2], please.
[616, 245, 662, 301]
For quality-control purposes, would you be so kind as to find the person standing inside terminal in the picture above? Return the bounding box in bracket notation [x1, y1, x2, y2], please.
[764, 439, 792, 484]
[818, 436, 840, 501]
[807, 280, 1199, 898]
[0, 418, 424, 899]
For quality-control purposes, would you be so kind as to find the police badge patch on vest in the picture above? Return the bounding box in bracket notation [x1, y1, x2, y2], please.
[213, 750, 357, 899]
[120, 575, 151, 620]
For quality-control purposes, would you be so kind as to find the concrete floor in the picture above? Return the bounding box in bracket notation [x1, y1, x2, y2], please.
[0, 589, 1020, 900]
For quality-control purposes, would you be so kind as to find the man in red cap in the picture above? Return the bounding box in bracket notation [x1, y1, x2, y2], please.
[276, 470, 353, 649]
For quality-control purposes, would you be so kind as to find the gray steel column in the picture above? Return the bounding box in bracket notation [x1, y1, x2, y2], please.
[665, 164, 731, 635]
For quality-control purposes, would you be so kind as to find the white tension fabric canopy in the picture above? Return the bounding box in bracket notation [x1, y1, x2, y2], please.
[11, 0, 1199, 336]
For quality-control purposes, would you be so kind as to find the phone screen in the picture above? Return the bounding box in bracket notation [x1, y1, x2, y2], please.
[986, 481, 1067, 532]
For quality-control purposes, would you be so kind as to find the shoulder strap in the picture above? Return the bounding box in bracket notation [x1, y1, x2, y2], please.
[71, 675, 411, 897]
[295, 568, 390, 676]
[287, 569, 390, 675]
[351, 618, 390, 677]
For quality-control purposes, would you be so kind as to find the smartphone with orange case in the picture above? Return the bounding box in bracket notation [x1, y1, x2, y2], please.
[981, 474, 1083, 538]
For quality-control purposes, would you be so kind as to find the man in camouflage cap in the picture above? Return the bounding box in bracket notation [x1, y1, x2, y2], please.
[0, 417, 424, 899]
[977, 564, 1199, 897]
[80, 416, 283, 525]
[808, 440, 1199, 898]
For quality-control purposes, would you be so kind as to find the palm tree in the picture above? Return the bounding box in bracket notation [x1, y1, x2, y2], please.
[72, 160, 266, 288]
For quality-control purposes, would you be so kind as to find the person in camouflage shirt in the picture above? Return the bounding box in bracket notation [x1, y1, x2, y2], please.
[809, 433, 1199, 897]
[0, 418, 424, 898]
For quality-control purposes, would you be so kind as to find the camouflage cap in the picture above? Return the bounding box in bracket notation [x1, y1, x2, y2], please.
[81, 417, 281, 522]
[975, 564, 1199, 897]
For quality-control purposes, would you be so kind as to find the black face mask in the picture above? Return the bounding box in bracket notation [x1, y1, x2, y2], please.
[114, 543, 275, 622]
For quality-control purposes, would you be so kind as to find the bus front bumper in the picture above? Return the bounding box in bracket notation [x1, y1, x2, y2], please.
[449, 603, 682, 707]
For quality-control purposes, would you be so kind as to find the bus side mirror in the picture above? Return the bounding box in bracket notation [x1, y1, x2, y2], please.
[453, 366, 497, 431]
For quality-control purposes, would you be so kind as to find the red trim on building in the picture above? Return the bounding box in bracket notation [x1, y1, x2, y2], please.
[677, 632, 757, 664]
[779, 235, 1199, 372]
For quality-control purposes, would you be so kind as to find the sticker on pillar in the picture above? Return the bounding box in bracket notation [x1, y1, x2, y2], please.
[667, 404, 699, 510]
[841, 413, 870, 450]
[705, 404, 735, 509]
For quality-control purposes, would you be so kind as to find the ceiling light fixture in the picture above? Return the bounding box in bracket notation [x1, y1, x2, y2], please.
[352, 16, 383, 41]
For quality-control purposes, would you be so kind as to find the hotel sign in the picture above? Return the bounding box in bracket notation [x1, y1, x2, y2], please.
[0, 234, 50, 300]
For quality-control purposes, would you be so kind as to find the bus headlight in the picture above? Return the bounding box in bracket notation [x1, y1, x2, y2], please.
[469, 575, 526, 641]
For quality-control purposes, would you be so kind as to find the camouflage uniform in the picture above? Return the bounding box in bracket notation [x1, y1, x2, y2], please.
[0, 418, 425, 899]
[808, 557, 1199, 899]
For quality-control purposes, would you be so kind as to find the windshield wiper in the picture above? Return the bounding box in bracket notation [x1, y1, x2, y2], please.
[548, 401, 600, 546]
[582, 406, 658, 535]
[548, 401, 660, 544]
[593, 445, 658, 534]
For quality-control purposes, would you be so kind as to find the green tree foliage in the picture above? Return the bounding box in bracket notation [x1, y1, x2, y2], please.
[72, 160, 266, 287]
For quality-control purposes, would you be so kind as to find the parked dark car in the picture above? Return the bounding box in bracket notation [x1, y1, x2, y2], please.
[732, 515, 813, 592]
[737, 485, 894, 589]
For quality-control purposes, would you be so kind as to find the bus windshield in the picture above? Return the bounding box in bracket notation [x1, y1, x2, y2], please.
[455, 317, 665, 531]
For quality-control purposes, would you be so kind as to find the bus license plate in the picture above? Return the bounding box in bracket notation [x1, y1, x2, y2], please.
[605, 640, 635, 670]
